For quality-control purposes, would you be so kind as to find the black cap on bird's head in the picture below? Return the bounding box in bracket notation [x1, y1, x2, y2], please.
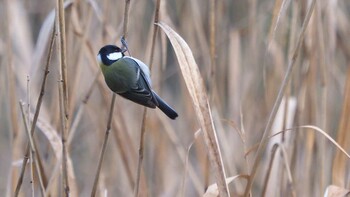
[97, 45, 125, 66]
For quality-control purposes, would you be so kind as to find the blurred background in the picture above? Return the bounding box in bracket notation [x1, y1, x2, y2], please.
[0, 0, 350, 196]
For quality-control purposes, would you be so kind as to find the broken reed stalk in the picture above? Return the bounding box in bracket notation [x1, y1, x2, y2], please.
[56, 0, 70, 195]
[14, 25, 56, 197]
[91, 0, 132, 196]
[243, 1, 316, 196]
[91, 94, 117, 197]
[134, 1, 161, 196]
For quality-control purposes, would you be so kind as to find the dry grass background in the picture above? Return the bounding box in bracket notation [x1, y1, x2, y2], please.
[1, 0, 350, 196]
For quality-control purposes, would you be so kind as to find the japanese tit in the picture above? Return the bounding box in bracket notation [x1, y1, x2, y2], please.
[97, 45, 178, 119]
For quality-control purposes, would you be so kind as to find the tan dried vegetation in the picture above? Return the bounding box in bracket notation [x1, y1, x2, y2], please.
[0, 0, 349, 196]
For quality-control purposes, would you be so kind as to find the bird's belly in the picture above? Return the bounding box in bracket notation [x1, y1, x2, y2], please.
[104, 73, 130, 93]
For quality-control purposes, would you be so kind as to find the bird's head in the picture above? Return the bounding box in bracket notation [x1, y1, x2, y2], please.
[97, 45, 125, 66]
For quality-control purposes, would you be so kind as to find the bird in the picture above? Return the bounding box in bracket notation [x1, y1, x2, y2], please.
[97, 44, 178, 119]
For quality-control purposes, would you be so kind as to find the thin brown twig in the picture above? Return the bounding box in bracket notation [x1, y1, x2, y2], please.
[14, 25, 56, 197]
[243, 1, 316, 196]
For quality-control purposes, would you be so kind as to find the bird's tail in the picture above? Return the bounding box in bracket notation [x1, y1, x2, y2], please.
[153, 92, 178, 119]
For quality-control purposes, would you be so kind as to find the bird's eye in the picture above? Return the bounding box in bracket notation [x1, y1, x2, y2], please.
[107, 52, 123, 61]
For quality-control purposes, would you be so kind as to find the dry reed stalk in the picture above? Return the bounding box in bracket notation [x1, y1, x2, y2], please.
[92, 0, 132, 196]
[4, 0, 19, 139]
[56, 1, 68, 115]
[56, 0, 70, 194]
[228, 29, 241, 120]
[4, 0, 18, 194]
[123, 0, 131, 38]
[321, 3, 350, 188]
[68, 4, 93, 117]
[332, 64, 350, 186]
[134, 107, 148, 197]
[25, 77, 35, 197]
[91, 94, 116, 197]
[244, 1, 316, 196]
[268, 0, 290, 45]
[89, 41, 138, 190]
[261, 144, 278, 197]
[26, 81, 31, 197]
[45, 68, 97, 196]
[248, 0, 257, 63]
[209, 0, 216, 95]
[58, 77, 70, 196]
[134, 1, 161, 196]
[330, 11, 350, 188]
[148, 0, 161, 69]
[46, 49, 97, 197]
[315, 0, 328, 192]
[19, 102, 46, 196]
[93, 65, 137, 189]
[158, 22, 230, 197]
[308, 2, 327, 192]
[5, 0, 350, 196]
[14, 25, 56, 197]
[261, 144, 295, 197]
[189, 0, 210, 64]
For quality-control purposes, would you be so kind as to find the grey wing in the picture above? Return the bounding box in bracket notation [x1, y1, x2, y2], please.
[118, 58, 158, 108]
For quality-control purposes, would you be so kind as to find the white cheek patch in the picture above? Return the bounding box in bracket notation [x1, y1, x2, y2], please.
[97, 54, 102, 64]
[107, 52, 122, 61]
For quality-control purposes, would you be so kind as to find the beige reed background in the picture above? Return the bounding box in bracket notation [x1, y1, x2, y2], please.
[0, 0, 350, 196]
